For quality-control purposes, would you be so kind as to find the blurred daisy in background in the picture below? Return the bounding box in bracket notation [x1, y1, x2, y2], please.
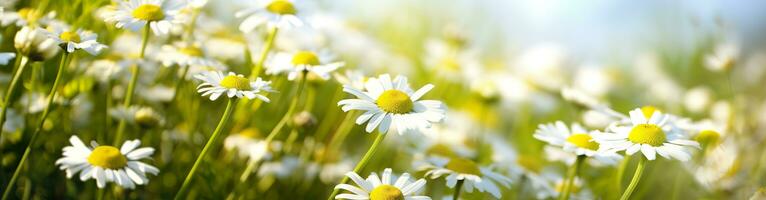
[156, 42, 223, 69]
[265, 49, 344, 81]
[109, 106, 164, 129]
[420, 156, 511, 199]
[705, 42, 739, 72]
[55, 136, 159, 189]
[85, 58, 129, 83]
[333, 70, 367, 90]
[596, 108, 700, 161]
[690, 139, 743, 191]
[235, 0, 309, 33]
[334, 168, 430, 200]
[407, 111, 478, 160]
[223, 128, 279, 164]
[423, 37, 481, 81]
[195, 71, 274, 101]
[538, 176, 593, 200]
[104, 0, 186, 35]
[534, 121, 622, 165]
[0, 7, 55, 27]
[337, 74, 446, 134]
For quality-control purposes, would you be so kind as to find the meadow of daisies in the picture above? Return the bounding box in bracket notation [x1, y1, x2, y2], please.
[0, 0, 765, 199]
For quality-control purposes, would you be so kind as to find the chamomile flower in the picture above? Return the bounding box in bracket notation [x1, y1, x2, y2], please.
[533, 121, 622, 165]
[55, 136, 159, 189]
[194, 71, 274, 101]
[14, 26, 60, 61]
[337, 74, 446, 135]
[596, 108, 700, 161]
[0, 8, 55, 27]
[334, 70, 367, 90]
[104, 0, 185, 35]
[235, 0, 309, 32]
[0, 52, 15, 65]
[110, 106, 164, 129]
[419, 156, 512, 199]
[44, 26, 107, 55]
[265, 50, 344, 81]
[156, 42, 223, 68]
[334, 168, 430, 200]
[223, 128, 278, 163]
[705, 42, 739, 72]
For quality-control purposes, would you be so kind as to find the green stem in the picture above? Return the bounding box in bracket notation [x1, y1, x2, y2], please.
[0, 56, 29, 134]
[2, 52, 70, 200]
[326, 132, 388, 200]
[559, 155, 585, 200]
[619, 157, 648, 200]
[326, 111, 357, 152]
[113, 23, 151, 145]
[250, 27, 278, 79]
[263, 71, 307, 143]
[175, 98, 236, 200]
[170, 64, 191, 104]
[238, 72, 307, 183]
[615, 156, 630, 193]
[184, 8, 201, 42]
[453, 180, 464, 200]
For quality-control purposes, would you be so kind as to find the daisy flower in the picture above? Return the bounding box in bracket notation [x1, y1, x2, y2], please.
[86, 58, 130, 83]
[334, 168, 430, 200]
[337, 74, 446, 135]
[705, 42, 739, 72]
[223, 128, 278, 163]
[14, 26, 60, 62]
[419, 156, 512, 199]
[596, 108, 700, 161]
[104, 0, 185, 35]
[265, 50, 344, 81]
[333, 70, 367, 90]
[156, 42, 224, 68]
[0, 8, 55, 27]
[533, 121, 622, 165]
[44, 26, 107, 55]
[194, 71, 274, 101]
[55, 135, 159, 189]
[109, 106, 164, 129]
[235, 0, 309, 33]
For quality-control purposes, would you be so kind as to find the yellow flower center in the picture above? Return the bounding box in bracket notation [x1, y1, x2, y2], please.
[640, 106, 658, 119]
[376, 90, 414, 114]
[291, 51, 320, 66]
[695, 129, 721, 148]
[220, 75, 252, 90]
[18, 8, 39, 21]
[439, 57, 460, 71]
[426, 144, 457, 158]
[239, 128, 262, 139]
[87, 146, 128, 169]
[179, 46, 203, 57]
[59, 31, 81, 43]
[266, 0, 297, 15]
[132, 4, 165, 21]
[566, 133, 599, 150]
[369, 185, 404, 200]
[134, 108, 159, 128]
[628, 124, 666, 146]
[445, 157, 482, 176]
